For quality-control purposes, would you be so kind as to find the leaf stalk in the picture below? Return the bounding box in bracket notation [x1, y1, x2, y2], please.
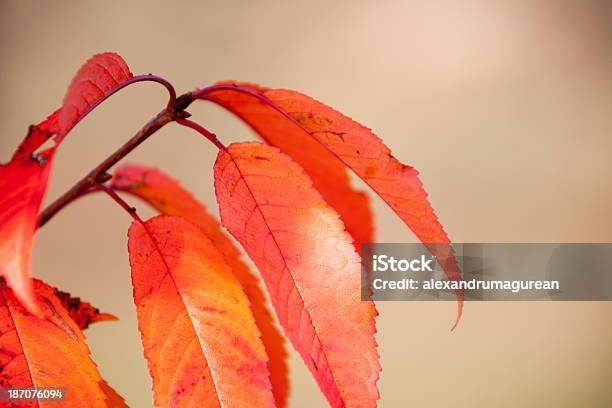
[95, 183, 144, 224]
[176, 118, 226, 150]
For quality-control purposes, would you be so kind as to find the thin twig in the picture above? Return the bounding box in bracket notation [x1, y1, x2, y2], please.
[95, 183, 144, 224]
[176, 118, 226, 150]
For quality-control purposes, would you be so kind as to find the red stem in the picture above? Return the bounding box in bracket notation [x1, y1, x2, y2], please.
[176, 118, 226, 150]
[95, 183, 144, 224]
[191, 84, 263, 103]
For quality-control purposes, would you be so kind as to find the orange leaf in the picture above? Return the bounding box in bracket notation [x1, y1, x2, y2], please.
[214, 142, 380, 408]
[59, 52, 133, 138]
[112, 164, 288, 406]
[202, 83, 374, 251]
[0, 278, 107, 407]
[202, 83, 463, 326]
[53, 287, 117, 330]
[128, 215, 275, 408]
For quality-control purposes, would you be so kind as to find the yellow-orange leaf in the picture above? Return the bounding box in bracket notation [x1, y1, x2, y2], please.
[128, 215, 274, 408]
[112, 164, 288, 407]
[214, 142, 380, 408]
[0, 279, 107, 407]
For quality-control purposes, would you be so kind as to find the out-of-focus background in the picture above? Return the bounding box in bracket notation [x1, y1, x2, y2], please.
[1, 1, 611, 407]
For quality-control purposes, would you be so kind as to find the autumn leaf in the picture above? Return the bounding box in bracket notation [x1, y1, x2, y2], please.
[0, 278, 108, 407]
[53, 287, 117, 330]
[112, 164, 288, 406]
[201, 83, 463, 326]
[58, 52, 133, 138]
[128, 215, 275, 408]
[214, 142, 380, 408]
[0, 53, 134, 314]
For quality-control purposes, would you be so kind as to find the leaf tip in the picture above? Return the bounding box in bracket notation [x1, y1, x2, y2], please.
[450, 297, 464, 332]
[94, 312, 119, 323]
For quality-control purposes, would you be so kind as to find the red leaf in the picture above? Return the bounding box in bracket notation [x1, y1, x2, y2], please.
[128, 215, 275, 408]
[59, 52, 133, 138]
[214, 142, 380, 408]
[0, 278, 109, 407]
[112, 164, 288, 406]
[202, 83, 463, 326]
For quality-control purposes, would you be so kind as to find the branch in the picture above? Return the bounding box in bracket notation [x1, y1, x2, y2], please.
[38, 100, 190, 227]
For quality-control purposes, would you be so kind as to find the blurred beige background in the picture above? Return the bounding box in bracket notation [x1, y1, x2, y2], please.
[1, 0, 611, 407]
